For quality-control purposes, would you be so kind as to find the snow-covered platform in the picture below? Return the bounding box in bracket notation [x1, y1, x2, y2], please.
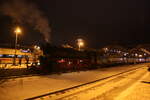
[0, 63, 149, 100]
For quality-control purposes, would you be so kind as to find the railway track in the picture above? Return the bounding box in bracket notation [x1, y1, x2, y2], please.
[24, 66, 146, 100]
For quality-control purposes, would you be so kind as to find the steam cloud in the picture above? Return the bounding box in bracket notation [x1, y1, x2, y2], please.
[0, 0, 51, 43]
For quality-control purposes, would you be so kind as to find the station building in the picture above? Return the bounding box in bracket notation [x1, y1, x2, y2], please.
[0, 46, 43, 66]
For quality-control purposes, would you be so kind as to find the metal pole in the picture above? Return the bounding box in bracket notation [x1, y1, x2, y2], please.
[79, 44, 81, 51]
[14, 33, 18, 65]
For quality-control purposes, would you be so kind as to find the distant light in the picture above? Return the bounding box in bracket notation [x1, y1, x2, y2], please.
[139, 58, 145, 62]
[68, 61, 72, 65]
[34, 45, 37, 49]
[37, 62, 40, 65]
[37, 46, 40, 50]
[77, 39, 84, 46]
[17, 55, 22, 58]
[104, 48, 108, 52]
[139, 59, 142, 61]
[118, 51, 121, 53]
[77, 38, 84, 50]
[124, 53, 128, 56]
[123, 57, 127, 60]
[139, 55, 143, 57]
[135, 53, 138, 57]
[21, 49, 30, 53]
[62, 44, 73, 48]
[8, 55, 15, 57]
[124, 53, 127, 56]
[79, 42, 84, 46]
[58, 59, 65, 63]
[79, 60, 83, 62]
[34, 45, 40, 50]
[119, 58, 123, 61]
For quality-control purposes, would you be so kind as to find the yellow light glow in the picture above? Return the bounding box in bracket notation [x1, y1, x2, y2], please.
[34, 45, 40, 50]
[37, 46, 40, 50]
[15, 26, 22, 34]
[34, 45, 37, 49]
[78, 42, 84, 47]
[139, 55, 143, 57]
[77, 38, 84, 51]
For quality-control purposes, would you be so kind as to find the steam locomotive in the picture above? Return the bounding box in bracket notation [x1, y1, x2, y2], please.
[36, 44, 102, 72]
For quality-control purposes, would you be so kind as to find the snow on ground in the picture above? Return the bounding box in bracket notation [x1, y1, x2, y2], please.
[48, 66, 148, 100]
[115, 68, 150, 100]
[0, 64, 148, 100]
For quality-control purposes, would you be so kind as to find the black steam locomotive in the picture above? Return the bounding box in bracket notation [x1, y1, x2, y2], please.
[37, 44, 102, 72]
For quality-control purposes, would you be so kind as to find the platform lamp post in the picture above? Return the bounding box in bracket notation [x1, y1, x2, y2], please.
[13, 26, 22, 65]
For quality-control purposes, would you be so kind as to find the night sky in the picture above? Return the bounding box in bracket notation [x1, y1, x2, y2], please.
[0, 0, 150, 48]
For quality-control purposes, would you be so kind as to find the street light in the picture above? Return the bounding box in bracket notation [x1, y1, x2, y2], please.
[13, 26, 22, 65]
[77, 38, 84, 51]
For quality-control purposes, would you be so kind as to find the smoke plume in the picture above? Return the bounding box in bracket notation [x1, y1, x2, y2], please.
[0, 0, 51, 43]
